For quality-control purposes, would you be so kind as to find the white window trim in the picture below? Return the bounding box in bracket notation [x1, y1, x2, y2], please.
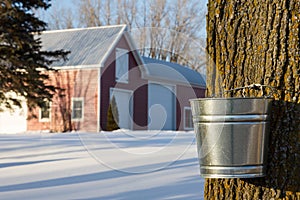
[184, 107, 193, 130]
[115, 48, 129, 83]
[109, 88, 134, 130]
[71, 97, 84, 122]
[39, 102, 51, 122]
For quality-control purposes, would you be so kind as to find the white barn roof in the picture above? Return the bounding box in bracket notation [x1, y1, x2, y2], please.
[142, 56, 206, 87]
[39, 25, 126, 67]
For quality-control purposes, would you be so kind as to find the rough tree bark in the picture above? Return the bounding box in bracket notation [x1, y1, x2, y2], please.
[205, 0, 300, 199]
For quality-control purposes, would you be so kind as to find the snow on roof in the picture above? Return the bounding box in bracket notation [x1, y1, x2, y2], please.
[39, 25, 127, 67]
[142, 56, 206, 87]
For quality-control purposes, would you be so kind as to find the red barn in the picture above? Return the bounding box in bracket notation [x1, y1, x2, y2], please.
[27, 25, 205, 132]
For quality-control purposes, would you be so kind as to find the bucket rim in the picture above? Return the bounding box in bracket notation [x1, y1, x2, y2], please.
[190, 97, 273, 102]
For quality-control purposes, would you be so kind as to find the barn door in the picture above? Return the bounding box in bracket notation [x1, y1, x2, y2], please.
[148, 83, 175, 130]
[110, 88, 133, 130]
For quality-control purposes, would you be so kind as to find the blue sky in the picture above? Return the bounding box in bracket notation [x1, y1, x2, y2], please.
[50, 0, 73, 8]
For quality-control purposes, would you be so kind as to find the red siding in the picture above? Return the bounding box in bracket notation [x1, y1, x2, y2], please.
[100, 35, 148, 130]
[27, 69, 99, 132]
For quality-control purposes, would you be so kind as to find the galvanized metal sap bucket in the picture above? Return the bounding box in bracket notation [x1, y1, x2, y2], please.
[190, 98, 273, 178]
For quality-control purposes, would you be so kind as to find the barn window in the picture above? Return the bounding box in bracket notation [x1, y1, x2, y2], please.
[39, 101, 51, 122]
[184, 107, 193, 130]
[72, 98, 84, 121]
[115, 48, 129, 83]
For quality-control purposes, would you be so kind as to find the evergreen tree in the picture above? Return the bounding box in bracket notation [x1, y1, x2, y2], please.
[0, 0, 68, 111]
[106, 96, 119, 131]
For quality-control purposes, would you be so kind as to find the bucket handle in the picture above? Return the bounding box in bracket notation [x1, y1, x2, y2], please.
[220, 84, 278, 98]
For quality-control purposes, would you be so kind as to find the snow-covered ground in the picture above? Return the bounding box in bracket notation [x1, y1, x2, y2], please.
[0, 130, 204, 200]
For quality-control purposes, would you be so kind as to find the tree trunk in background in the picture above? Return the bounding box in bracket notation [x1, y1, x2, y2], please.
[206, 0, 300, 199]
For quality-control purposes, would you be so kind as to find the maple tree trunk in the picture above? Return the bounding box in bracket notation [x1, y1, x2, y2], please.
[205, 0, 300, 199]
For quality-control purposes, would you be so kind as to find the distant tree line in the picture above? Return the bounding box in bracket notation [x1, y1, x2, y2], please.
[41, 0, 207, 73]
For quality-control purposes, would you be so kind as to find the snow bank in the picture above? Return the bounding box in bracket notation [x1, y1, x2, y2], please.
[0, 130, 204, 199]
